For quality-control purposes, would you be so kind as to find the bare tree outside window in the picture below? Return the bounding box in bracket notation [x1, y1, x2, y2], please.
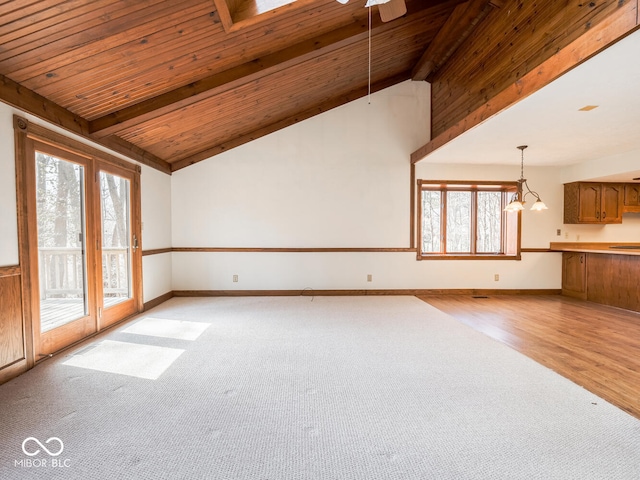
[35, 152, 88, 330]
[36, 153, 83, 250]
[446, 191, 471, 253]
[100, 172, 132, 302]
[421, 191, 441, 253]
[477, 191, 502, 253]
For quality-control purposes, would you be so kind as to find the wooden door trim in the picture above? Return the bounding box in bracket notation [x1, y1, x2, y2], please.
[15, 115, 139, 174]
[14, 118, 35, 368]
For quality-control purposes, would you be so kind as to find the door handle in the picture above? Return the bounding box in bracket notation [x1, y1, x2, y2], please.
[133, 234, 139, 251]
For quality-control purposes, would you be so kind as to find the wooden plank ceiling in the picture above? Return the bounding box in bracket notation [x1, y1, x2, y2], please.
[0, 0, 487, 172]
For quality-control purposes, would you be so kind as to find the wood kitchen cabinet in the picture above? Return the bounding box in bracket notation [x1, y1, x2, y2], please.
[561, 252, 587, 299]
[554, 244, 640, 314]
[624, 184, 640, 212]
[587, 253, 640, 312]
[564, 182, 624, 224]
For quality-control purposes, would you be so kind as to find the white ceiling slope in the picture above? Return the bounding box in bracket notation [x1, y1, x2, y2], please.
[422, 28, 640, 182]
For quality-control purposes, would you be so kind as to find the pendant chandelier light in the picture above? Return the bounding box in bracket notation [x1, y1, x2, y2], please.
[504, 145, 548, 212]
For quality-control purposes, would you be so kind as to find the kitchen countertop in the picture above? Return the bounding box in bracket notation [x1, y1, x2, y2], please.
[550, 242, 640, 256]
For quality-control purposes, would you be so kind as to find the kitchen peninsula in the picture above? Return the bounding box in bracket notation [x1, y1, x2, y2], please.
[551, 243, 640, 313]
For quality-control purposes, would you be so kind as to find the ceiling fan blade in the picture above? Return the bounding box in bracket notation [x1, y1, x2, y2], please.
[378, 0, 406, 22]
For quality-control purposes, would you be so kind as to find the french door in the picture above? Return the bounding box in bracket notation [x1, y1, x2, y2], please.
[96, 163, 141, 329]
[24, 137, 142, 358]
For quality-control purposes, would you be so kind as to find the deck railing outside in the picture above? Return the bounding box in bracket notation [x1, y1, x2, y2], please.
[38, 246, 130, 300]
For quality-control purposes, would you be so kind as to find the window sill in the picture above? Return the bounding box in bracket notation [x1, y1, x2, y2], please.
[417, 253, 521, 261]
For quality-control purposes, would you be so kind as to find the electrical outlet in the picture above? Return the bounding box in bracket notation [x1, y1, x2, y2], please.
[233, 275, 238, 282]
[367, 274, 372, 282]
[576, 234, 580, 241]
[494, 274, 499, 281]
[564, 232, 569, 239]
[556, 229, 561, 236]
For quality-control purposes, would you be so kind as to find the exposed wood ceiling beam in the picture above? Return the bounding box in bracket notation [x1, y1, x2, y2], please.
[410, 2, 640, 164]
[1, 72, 88, 134]
[170, 71, 411, 171]
[211, 0, 233, 32]
[212, 0, 321, 33]
[100, 136, 172, 174]
[88, 0, 462, 139]
[0, 73, 172, 174]
[411, 0, 502, 82]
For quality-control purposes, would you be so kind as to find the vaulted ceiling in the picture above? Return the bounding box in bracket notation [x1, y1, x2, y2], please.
[0, 0, 485, 173]
[1, 0, 637, 175]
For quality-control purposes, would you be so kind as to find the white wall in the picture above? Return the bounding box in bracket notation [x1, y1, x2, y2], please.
[558, 213, 640, 243]
[172, 81, 429, 248]
[171, 251, 557, 290]
[0, 103, 19, 267]
[0, 101, 172, 301]
[140, 165, 172, 301]
[171, 81, 562, 291]
[561, 148, 640, 184]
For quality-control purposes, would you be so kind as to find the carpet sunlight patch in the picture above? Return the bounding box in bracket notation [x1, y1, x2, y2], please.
[63, 340, 184, 380]
[122, 317, 210, 341]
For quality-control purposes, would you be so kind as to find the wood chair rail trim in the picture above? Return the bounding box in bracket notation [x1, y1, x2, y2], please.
[143, 247, 549, 255]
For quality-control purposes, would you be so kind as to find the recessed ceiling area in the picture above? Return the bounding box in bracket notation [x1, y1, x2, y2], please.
[420, 28, 640, 182]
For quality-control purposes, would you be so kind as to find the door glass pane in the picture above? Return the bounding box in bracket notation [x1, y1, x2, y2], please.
[446, 191, 471, 253]
[100, 172, 132, 307]
[36, 152, 88, 332]
[477, 191, 502, 253]
[421, 190, 441, 253]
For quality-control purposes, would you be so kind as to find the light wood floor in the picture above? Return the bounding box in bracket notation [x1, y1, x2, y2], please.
[418, 294, 640, 420]
[40, 296, 126, 331]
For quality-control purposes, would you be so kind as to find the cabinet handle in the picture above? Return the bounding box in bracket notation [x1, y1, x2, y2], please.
[580, 255, 583, 263]
[602, 211, 606, 219]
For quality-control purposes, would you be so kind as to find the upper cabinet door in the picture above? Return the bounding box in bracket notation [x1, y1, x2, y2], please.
[564, 182, 625, 224]
[578, 184, 601, 223]
[601, 184, 624, 223]
[624, 184, 640, 212]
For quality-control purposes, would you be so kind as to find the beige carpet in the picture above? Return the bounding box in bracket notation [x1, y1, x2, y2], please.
[1, 296, 639, 479]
